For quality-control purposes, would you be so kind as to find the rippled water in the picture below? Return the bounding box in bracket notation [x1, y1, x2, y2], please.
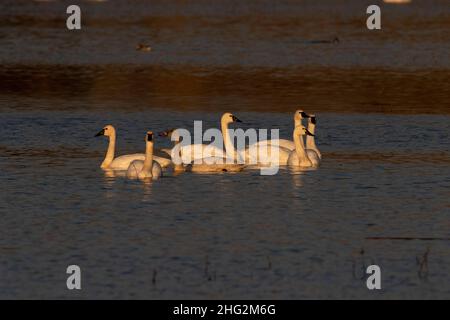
[1, 111, 449, 299]
[0, 0, 449, 299]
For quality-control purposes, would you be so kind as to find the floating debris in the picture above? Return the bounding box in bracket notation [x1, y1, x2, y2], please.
[305, 37, 339, 44]
[416, 248, 430, 280]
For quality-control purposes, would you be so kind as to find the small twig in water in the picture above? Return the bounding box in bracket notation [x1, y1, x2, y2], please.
[204, 255, 210, 277]
[266, 256, 272, 270]
[416, 248, 430, 280]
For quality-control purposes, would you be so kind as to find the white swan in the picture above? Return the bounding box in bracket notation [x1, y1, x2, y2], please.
[305, 115, 322, 159]
[160, 112, 242, 164]
[126, 131, 162, 180]
[159, 128, 245, 173]
[95, 125, 171, 170]
[288, 125, 320, 167]
[239, 141, 291, 166]
[248, 109, 311, 151]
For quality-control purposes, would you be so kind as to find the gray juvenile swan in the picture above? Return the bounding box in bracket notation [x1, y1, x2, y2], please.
[126, 131, 162, 180]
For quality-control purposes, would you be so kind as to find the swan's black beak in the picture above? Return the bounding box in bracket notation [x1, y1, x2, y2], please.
[310, 117, 316, 125]
[95, 129, 105, 137]
[147, 133, 153, 141]
[305, 129, 315, 137]
[232, 116, 242, 123]
[300, 111, 310, 118]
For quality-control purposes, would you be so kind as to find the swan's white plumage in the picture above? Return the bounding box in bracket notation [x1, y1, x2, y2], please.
[109, 153, 145, 170]
[238, 144, 291, 166]
[179, 144, 226, 164]
[247, 110, 309, 153]
[288, 149, 320, 167]
[305, 115, 322, 160]
[249, 139, 295, 151]
[126, 131, 162, 180]
[159, 113, 245, 173]
[96, 125, 171, 170]
[109, 154, 170, 170]
[126, 159, 162, 179]
[287, 125, 320, 168]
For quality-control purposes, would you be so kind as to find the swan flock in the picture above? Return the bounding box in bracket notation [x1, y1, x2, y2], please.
[95, 110, 322, 181]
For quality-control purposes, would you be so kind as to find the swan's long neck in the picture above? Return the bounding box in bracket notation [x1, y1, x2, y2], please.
[306, 123, 321, 158]
[293, 132, 311, 166]
[306, 123, 317, 149]
[173, 139, 184, 171]
[101, 132, 116, 168]
[143, 140, 154, 177]
[221, 120, 236, 160]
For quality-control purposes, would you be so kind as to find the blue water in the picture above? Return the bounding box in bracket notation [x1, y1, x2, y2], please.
[1, 110, 449, 299]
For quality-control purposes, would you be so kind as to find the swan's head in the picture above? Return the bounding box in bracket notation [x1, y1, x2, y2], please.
[95, 124, 115, 137]
[294, 110, 310, 122]
[158, 128, 175, 138]
[294, 125, 314, 137]
[222, 112, 242, 125]
[309, 115, 316, 125]
[146, 131, 153, 142]
[159, 128, 183, 142]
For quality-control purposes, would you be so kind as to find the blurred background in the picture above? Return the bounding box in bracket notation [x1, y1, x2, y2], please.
[1, 0, 449, 114]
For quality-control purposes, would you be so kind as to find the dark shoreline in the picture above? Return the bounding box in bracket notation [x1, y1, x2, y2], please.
[2, 64, 449, 115]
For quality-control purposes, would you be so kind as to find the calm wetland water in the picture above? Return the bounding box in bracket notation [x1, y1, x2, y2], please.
[0, 0, 449, 299]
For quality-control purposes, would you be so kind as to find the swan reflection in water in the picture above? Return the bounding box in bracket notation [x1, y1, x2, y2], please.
[289, 166, 317, 189]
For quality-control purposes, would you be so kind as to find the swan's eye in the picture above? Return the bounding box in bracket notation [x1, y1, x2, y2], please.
[104, 128, 108, 131]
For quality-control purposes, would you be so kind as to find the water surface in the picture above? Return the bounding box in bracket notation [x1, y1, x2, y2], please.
[0, 0, 449, 299]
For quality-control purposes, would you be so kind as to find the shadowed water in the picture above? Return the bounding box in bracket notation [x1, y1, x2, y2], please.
[0, 0, 449, 299]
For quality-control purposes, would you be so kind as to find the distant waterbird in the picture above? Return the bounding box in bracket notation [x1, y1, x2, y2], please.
[305, 37, 340, 44]
[136, 43, 151, 52]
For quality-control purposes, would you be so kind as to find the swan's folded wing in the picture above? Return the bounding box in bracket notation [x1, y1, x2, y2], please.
[110, 153, 145, 170]
[153, 155, 172, 168]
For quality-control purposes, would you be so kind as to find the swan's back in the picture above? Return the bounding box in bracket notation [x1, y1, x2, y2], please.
[111, 153, 145, 170]
[242, 144, 291, 166]
[251, 139, 295, 151]
[180, 144, 226, 164]
[153, 155, 172, 168]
